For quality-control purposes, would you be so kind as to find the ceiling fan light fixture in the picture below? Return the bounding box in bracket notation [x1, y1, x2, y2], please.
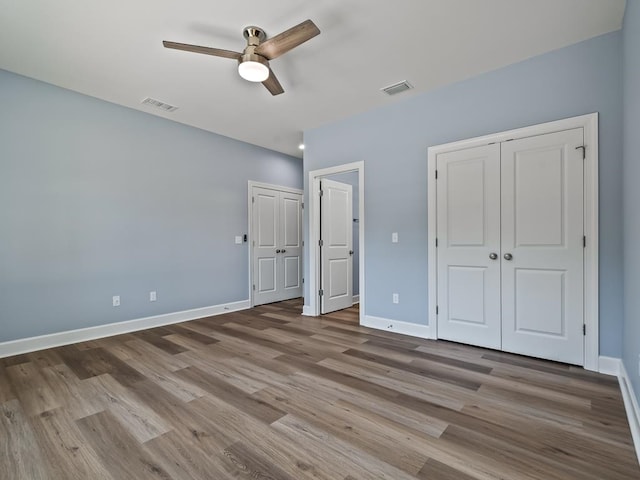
[238, 54, 269, 82]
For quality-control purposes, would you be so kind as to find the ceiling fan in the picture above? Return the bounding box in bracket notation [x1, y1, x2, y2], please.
[163, 19, 320, 96]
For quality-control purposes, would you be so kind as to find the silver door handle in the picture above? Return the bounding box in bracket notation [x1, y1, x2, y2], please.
[504, 253, 513, 261]
[489, 253, 498, 260]
[276, 249, 281, 253]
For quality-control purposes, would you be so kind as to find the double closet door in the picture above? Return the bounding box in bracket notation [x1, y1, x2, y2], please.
[252, 186, 303, 306]
[436, 128, 585, 365]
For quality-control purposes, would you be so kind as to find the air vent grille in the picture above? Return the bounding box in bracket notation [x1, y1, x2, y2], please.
[141, 97, 178, 112]
[381, 80, 413, 96]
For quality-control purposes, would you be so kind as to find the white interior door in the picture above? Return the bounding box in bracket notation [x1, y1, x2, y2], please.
[253, 187, 281, 306]
[501, 128, 584, 364]
[436, 144, 502, 349]
[279, 191, 303, 301]
[321, 179, 353, 314]
[252, 186, 302, 306]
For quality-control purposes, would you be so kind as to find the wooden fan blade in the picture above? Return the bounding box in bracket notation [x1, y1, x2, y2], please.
[163, 41, 242, 60]
[255, 19, 320, 60]
[262, 68, 284, 96]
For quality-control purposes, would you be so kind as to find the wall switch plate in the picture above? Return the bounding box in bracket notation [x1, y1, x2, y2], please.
[150, 291, 157, 302]
[392, 232, 398, 243]
[112, 295, 120, 307]
[235, 236, 242, 244]
[392, 293, 399, 304]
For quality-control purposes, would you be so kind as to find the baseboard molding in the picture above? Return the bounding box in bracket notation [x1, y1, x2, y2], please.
[619, 361, 640, 464]
[599, 356, 621, 376]
[0, 299, 251, 358]
[302, 305, 315, 316]
[362, 315, 432, 339]
[352, 295, 360, 305]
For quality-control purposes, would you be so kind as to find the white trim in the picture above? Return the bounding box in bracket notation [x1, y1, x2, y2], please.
[353, 295, 360, 304]
[427, 113, 599, 371]
[247, 181, 303, 307]
[620, 361, 640, 464]
[362, 315, 432, 339]
[599, 356, 621, 376]
[302, 305, 315, 316]
[308, 161, 365, 326]
[0, 299, 250, 358]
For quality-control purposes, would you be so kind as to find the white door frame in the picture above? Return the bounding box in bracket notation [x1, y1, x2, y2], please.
[307, 161, 365, 324]
[427, 113, 599, 371]
[248, 181, 303, 307]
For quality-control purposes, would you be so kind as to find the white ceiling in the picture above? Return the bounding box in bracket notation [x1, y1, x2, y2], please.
[0, 0, 626, 158]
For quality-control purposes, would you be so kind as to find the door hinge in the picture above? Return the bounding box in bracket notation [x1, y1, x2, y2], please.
[302, 278, 304, 284]
[583, 324, 586, 336]
[252, 196, 255, 203]
[319, 190, 324, 197]
[583, 236, 586, 248]
[252, 284, 256, 291]
[319, 239, 324, 247]
[319, 289, 324, 297]
[436, 305, 439, 315]
[435, 238, 438, 248]
[576, 145, 586, 160]
[253, 240, 255, 247]
[301, 202, 304, 209]
[302, 240, 304, 246]
[435, 170, 438, 180]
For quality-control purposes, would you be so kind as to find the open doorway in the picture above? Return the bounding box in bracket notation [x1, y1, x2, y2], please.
[307, 161, 364, 324]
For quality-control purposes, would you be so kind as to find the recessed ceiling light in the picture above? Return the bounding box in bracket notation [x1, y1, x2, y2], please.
[298, 144, 305, 150]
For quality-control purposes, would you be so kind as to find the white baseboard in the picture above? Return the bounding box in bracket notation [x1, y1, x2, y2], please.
[302, 305, 315, 316]
[599, 356, 621, 376]
[0, 299, 251, 358]
[352, 295, 360, 305]
[362, 315, 433, 339]
[619, 361, 640, 465]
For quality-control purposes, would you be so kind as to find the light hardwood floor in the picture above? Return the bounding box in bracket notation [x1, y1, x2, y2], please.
[1, 299, 638, 479]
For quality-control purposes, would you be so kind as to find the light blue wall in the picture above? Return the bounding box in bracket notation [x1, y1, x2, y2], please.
[0, 69, 302, 343]
[623, 0, 640, 405]
[304, 32, 624, 357]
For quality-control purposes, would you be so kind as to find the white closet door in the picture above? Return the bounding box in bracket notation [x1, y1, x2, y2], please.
[501, 128, 584, 365]
[436, 144, 502, 349]
[252, 187, 302, 306]
[253, 187, 281, 305]
[279, 191, 303, 300]
[321, 179, 353, 314]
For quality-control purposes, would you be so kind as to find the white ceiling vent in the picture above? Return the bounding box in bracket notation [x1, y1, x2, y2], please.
[141, 97, 178, 112]
[381, 80, 413, 96]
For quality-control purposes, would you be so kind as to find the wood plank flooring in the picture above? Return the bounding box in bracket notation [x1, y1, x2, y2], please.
[1, 298, 638, 479]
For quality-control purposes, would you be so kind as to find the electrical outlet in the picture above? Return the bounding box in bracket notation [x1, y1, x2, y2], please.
[392, 293, 399, 304]
[392, 232, 399, 243]
[235, 236, 242, 244]
[150, 291, 157, 302]
[112, 295, 120, 307]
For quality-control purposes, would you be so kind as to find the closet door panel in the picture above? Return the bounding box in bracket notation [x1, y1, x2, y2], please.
[436, 144, 501, 349]
[501, 128, 584, 365]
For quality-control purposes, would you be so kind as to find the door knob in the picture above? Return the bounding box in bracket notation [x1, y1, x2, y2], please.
[349, 250, 354, 255]
[276, 249, 281, 253]
[504, 253, 513, 261]
[281, 249, 286, 253]
[489, 253, 498, 260]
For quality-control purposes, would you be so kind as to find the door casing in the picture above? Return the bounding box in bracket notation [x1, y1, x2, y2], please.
[307, 161, 365, 324]
[427, 113, 599, 371]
